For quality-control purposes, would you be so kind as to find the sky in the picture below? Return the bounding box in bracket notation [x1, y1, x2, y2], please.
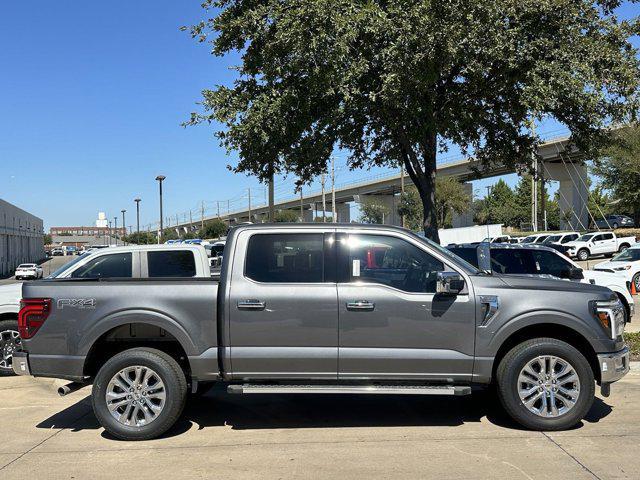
[0, 2, 637, 231]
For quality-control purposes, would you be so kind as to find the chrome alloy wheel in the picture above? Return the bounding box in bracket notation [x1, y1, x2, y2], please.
[106, 366, 166, 427]
[518, 355, 580, 418]
[0, 330, 21, 371]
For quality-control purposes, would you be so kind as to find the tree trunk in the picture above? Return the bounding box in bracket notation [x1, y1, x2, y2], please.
[398, 129, 440, 243]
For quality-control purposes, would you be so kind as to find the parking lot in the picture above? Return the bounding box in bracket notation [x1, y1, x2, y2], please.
[0, 367, 637, 479]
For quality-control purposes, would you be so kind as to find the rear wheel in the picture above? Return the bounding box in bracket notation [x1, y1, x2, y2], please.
[92, 348, 187, 440]
[0, 319, 21, 376]
[577, 249, 589, 261]
[612, 222, 619, 229]
[633, 272, 640, 293]
[497, 338, 594, 430]
[619, 244, 629, 253]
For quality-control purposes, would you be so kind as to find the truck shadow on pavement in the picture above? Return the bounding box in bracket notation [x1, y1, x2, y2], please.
[36, 387, 613, 440]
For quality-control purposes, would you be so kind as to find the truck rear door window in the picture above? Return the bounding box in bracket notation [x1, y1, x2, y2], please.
[70, 253, 133, 279]
[245, 233, 324, 283]
[148, 250, 197, 277]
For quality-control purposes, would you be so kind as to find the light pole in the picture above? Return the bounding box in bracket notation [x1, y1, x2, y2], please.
[121, 210, 126, 245]
[134, 198, 141, 235]
[156, 175, 166, 244]
[485, 185, 492, 239]
[114, 217, 118, 246]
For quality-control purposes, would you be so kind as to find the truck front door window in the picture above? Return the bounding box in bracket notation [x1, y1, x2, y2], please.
[342, 234, 444, 293]
[70, 253, 132, 279]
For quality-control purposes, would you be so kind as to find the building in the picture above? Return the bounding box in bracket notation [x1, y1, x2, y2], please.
[50, 226, 127, 237]
[0, 199, 45, 276]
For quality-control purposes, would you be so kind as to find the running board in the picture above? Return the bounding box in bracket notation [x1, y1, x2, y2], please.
[227, 384, 471, 396]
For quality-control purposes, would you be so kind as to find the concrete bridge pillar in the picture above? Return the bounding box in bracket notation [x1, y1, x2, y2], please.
[336, 203, 351, 223]
[541, 161, 589, 231]
[357, 195, 401, 226]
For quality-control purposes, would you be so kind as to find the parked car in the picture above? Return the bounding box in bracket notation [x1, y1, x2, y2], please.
[448, 243, 634, 322]
[480, 235, 518, 244]
[205, 240, 226, 267]
[593, 215, 635, 230]
[520, 233, 551, 244]
[542, 232, 580, 246]
[14, 264, 43, 280]
[564, 232, 636, 261]
[14, 224, 629, 440]
[594, 244, 640, 294]
[51, 249, 64, 256]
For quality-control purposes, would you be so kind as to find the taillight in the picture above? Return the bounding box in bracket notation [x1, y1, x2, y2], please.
[18, 298, 51, 339]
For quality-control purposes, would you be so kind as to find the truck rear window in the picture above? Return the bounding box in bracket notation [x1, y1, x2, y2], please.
[148, 250, 197, 277]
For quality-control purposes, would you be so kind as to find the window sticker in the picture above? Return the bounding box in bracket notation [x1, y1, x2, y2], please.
[352, 259, 361, 277]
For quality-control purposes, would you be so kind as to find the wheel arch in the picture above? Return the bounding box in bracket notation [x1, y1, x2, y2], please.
[491, 323, 600, 384]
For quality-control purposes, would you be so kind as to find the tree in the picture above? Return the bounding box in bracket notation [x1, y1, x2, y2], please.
[199, 219, 227, 239]
[161, 229, 179, 241]
[273, 210, 300, 222]
[399, 177, 471, 229]
[43, 234, 52, 245]
[360, 200, 389, 224]
[477, 179, 516, 227]
[124, 231, 155, 245]
[593, 125, 640, 224]
[185, 1, 639, 242]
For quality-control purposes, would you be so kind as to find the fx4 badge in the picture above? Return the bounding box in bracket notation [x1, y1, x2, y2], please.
[57, 298, 96, 310]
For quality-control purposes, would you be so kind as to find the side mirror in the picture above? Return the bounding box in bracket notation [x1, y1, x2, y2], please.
[436, 271, 465, 295]
[560, 267, 584, 280]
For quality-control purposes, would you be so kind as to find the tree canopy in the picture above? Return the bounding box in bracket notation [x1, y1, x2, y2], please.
[593, 124, 640, 223]
[399, 177, 470, 229]
[199, 219, 228, 239]
[186, 0, 640, 241]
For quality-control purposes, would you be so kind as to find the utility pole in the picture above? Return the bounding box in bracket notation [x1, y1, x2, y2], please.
[485, 185, 492, 239]
[321, 173, 326, 222]
[268, 166, 275, 222]
[155, 175, 166, 244]
[247, 188, 252, 222]
[108, 220, 112, 246]
[217, 201, 220, 218]
[300, 186, 304, 222]
[121, 210, 126, 245]
[134, 198, 141, 235]
[331, 155, 336, 222]
[189, 210, 193, 234]
[529, 121, 538, 232]
[400, 163, 406, 228]
[201, 201, 205, 231]
[114, 217, 118, 246]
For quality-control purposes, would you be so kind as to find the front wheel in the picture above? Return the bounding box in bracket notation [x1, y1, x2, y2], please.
[577, 249, 589, 261]
[633, 272, 640, 293]
[496, 338, 595, 431]
[92, 348, 187, 440]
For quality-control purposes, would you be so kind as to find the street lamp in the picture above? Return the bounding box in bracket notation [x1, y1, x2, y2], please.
[114, 217, 118, 246]
[155, 175, 166, 244]
[121, 210, 126, 245]
[134, 198, 141, 235]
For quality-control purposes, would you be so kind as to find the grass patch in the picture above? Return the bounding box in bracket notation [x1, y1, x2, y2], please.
[626, 332, 640, 361]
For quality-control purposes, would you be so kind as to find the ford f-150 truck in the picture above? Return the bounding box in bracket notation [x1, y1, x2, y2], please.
[565, 232, 636, 261]
[14, 224, 630, 440]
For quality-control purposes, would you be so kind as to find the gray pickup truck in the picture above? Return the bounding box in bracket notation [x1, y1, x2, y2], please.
[14, 224, 629, 440]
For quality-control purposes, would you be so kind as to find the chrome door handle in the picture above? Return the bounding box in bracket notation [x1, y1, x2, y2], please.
[346, 300, 375, 311]
[237, 299, 266, 310]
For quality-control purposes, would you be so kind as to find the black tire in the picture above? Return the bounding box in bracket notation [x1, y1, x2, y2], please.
[91, 347, 187, 441]
[0, 319, 21, 376]
[496, 338, 595, 431]
[612, 222, 619, 229]
[619, 244, 629, 252]
[633, 272, 640, 293]
[577, 249, 589, 261]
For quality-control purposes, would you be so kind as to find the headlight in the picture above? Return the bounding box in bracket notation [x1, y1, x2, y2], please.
[591, 298, 626, 339]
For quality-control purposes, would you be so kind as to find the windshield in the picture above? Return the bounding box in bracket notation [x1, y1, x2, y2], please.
[612, 247, 640, 262]
[46, 252, 92, 278]
[543, 235, 562, 244]
[522, 236, 537, 243]
[576, 234, 595, 242]
[414, 233, 481, 274]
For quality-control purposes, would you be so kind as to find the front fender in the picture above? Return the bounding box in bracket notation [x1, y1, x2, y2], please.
[78, 309, 199, 357]
[482, 309, 604, 357]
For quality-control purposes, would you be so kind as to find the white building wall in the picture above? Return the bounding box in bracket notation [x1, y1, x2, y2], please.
[0, 199, 45, 276]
